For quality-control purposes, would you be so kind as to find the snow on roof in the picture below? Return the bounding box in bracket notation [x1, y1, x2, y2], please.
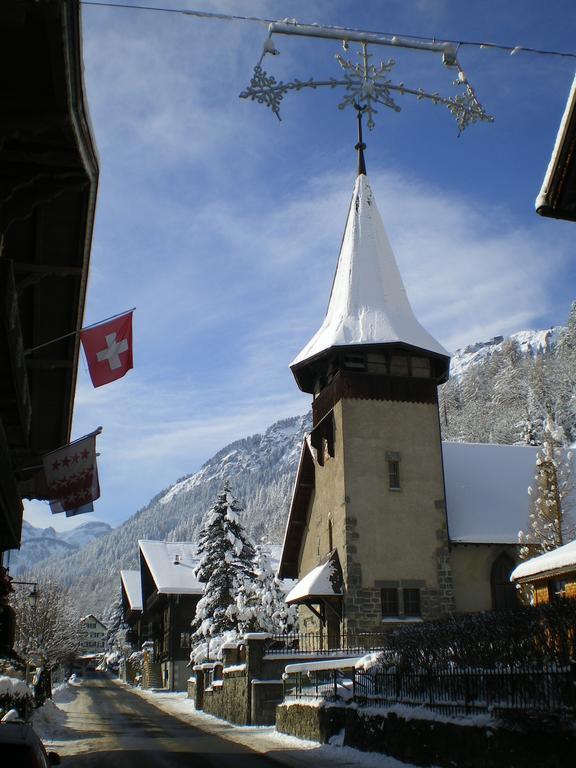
[536, 72, 576, 215]
[291, 173, 449, 369]
[138, 540, 203, 595]
[286, 555, 343, 604]
[120, 569, 143, 612]
[443, 442, 539, 544]
[510, 539, 576, 582]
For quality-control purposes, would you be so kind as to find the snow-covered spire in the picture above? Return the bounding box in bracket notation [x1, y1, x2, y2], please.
[291, 172, 449, 388]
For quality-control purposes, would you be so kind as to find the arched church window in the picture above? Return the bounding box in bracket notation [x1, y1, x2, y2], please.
[491, 552, 518, 611]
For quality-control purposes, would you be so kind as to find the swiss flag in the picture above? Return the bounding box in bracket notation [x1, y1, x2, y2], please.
[80, 311, 133, 388]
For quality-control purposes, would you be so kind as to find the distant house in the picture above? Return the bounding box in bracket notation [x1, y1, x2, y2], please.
[510, 540, 576, 604]
[120, 569, 143, 649]
[79, 614, 107, 655]
[138, 540, 203, 692]
[536, 73, 576, 222]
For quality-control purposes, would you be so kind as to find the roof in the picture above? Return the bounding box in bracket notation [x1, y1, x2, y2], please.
[279, 439, 543, 577]
[536, 73, 576, 222]
[120, 570, 143, 612]
[510, 539, 576, 583]
[291, 174, 449, 374]
[285, 550, 343, 604]
[80, 614, 106, 628]
[138, 540, 203, 595]
[443, 442, 539, 544]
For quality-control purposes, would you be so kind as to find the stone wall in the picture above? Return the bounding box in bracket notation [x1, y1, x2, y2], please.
[276, 702, 346, 743]
[276, 702, 576, 768]
[202, 672, 249, 725]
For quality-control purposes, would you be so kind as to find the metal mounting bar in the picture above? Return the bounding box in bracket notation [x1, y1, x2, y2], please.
[268, 21, 457, 63]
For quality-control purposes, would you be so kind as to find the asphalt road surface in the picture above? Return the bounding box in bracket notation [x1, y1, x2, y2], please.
[47, 675, 295, 768]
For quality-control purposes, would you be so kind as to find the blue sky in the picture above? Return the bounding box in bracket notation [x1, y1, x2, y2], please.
[24, 0, 576, 531]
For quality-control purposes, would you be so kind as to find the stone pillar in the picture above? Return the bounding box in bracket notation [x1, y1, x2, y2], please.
[192, 665, 204, 710]
[245, 633, 271, 726]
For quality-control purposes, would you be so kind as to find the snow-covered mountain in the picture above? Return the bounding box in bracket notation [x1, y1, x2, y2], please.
[8, 520, 113, 575]
[450, 328, 559, 378]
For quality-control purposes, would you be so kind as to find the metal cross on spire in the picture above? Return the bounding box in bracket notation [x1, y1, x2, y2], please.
[240, 22, 494, 135]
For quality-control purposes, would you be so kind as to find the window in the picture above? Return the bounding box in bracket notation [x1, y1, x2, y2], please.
[403, 588, 421, 617]
[180, 632, 192, 650]
[379, 585, 423, 620]
[411, 357, 431, 378]
[381, 588, 399, 617]
[390, 355, 409, 376]
[388, 460, 400, 490]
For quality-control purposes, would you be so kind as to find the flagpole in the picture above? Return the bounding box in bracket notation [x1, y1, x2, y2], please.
[41, 427, 103, 460]
[23, 308, 136, 356]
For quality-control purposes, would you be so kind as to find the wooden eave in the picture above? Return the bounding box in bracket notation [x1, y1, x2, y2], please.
[513, 564, 576, 585]
[0, 0, 99, 506]
[278, 438, 316, 579]
[536, 75, 576, 222]
[291, 342, 450, 394]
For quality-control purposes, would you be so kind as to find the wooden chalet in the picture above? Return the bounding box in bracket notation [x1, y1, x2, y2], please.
[0, 0, 98, 555]
[511, 539, 576, 605]
[120, 569, 143, 650]
[138, 541, 202, 691]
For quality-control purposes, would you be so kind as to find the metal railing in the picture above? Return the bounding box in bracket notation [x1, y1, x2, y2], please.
[284, 663, 576, 717]
[266, 632, 387, 655]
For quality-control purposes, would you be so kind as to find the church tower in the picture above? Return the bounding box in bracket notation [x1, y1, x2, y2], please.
[280, 119, 455, 638]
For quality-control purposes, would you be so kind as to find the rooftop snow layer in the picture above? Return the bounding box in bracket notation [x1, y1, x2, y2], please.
[120, 569, 143, 611]
[286, 557, 343, 603]
[291, 173, 449, 368]
[138, 540, 203, 595]
[510, 539, 576, 582]
[443, 442, 539, 544]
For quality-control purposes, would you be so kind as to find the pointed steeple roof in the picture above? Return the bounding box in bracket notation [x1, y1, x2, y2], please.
[291, 173, 449, 376]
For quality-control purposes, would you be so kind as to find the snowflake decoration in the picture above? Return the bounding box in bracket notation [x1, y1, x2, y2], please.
[240, 43, 493, 134]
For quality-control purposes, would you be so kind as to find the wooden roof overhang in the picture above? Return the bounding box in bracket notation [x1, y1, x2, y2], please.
[285, 549, 344, 623]
[278, 438, 316, 580]
[0, 0, 99, 547]
[513, 563, 576, 586]
[290, 342, 450, 395]
[120, 578, 142, 626]
[536, 74, 576, 222]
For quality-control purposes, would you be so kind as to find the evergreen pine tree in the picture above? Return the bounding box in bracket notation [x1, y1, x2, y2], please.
[192, 482, 256, 640]
[229, 546, 298, 635]
[519, 416, 576, 559]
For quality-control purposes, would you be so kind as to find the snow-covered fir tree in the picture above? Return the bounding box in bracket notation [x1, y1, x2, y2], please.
[192, 482, 256, 642]
[228, 545, 298, 635]
[519, 416, 576, 558]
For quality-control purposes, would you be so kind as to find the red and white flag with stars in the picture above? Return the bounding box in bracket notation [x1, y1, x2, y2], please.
[80, 311, 133, 388]
[43, 431, 101, 514]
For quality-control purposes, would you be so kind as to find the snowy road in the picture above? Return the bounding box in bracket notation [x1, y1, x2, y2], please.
[39, 674, 299, 768]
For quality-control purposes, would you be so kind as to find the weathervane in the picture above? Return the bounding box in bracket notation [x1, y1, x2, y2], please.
[240, 21, 493, 134]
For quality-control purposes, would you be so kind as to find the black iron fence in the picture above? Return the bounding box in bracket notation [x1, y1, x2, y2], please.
[283, 663, 576, 717]
[266, 632, 387, 655]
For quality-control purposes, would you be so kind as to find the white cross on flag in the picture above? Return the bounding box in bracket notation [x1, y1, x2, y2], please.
[43, 431, 100, 514]
[80, 311, 133, 388]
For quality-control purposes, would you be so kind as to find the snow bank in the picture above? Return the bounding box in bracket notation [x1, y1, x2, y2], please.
[0, 675, 30, 699]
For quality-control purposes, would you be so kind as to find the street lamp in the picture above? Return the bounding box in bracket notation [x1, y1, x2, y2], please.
[27, 586, 38, 610]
